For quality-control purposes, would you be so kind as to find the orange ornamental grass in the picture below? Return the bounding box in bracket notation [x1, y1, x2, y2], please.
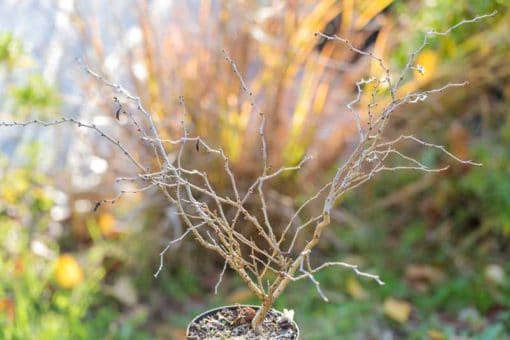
[61, 2, 398, 250]
[71, 0, 394, 183]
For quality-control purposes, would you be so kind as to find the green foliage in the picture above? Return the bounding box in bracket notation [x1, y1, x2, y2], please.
[10, 74, 61, 116]
[0, 32, 60, 119]
[0, 150, 152, 339]
[0, 33, 24, 69]
[460, 143, 510, 235]
[392, 0, 505, 67]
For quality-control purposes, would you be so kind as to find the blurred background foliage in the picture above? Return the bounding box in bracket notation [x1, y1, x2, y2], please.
[0, 0, 509, 339]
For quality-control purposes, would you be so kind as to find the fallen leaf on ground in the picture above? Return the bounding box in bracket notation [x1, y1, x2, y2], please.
[383, 298, 412, 324]
[484, 264, 505, 285]
[406, 264, 444, 283]
[406, 264, 444, 292]
[427, 329, 445, 340]
[346, 277, 368, 300]
[109, 276, 137, 306]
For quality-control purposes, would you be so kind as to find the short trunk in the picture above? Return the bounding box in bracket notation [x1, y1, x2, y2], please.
[251, 297, 274, 330]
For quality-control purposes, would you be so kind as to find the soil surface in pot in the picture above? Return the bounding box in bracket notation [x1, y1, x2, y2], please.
[187, 305, 298, 339]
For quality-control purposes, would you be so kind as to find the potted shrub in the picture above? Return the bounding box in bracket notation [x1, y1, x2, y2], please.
[1, 11, 494, 339]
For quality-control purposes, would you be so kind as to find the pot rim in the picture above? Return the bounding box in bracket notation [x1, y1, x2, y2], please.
[185, 304, 299, 339]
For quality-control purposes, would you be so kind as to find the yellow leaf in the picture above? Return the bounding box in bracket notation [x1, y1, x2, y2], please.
[54, 255, 84, 288]
[98, 213, 117, 237]
[346, 277, 368, 300]
[414, 50, 439, 81]
[427, 329, 445, 340]
[383, 298, 412, 323]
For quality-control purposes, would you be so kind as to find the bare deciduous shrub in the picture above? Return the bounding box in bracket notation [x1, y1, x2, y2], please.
[0, 11, 494, 332]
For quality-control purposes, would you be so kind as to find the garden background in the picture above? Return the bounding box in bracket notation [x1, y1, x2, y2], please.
[1, 0, 509, 339]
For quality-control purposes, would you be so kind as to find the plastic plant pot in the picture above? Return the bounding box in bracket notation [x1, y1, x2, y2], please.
[186, 304, 299, 339]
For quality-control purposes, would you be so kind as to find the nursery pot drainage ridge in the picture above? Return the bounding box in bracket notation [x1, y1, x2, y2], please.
[186, 304, 299, 339]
